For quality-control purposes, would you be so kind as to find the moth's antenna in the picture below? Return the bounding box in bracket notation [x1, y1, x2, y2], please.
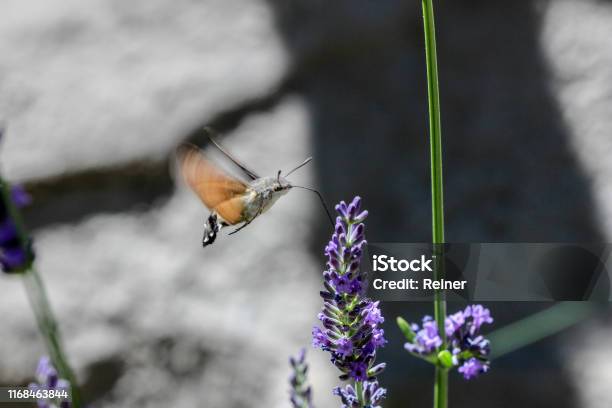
[292, 185, 334, 227]
[284, 157, 313, 178]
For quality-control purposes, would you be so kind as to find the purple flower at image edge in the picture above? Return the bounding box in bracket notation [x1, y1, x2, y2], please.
[0, 182, 33, 273]
[312, 197, 387, 406]
[10, 185, 32, 208]
[29, 356, 71, 408]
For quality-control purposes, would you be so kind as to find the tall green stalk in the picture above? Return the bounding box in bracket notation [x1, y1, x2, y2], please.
[421, 0, 448, 407]
[0, 181, 82, 407]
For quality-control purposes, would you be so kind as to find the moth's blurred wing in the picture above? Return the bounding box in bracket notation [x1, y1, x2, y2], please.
[177, 144, 248, 211]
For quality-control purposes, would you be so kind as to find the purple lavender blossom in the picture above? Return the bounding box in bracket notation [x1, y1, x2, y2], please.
[463, 304, 493, 336]
[10, 185, 32, 208]
[404, 316, 443, 355]
[29, 356, 71, 408]
[0, 127, 34, 273]
[445, 310, 465, 337]
[401, 305, 493, 380]
[289, 349, 314, 408]
[457, 357, 489, 380]
[334, 380, 386, 408]
[362, 301, 384, 326]
[0, 182, 34, 273]
[312, 197, 387, 405]
[337, 337, 354, 357]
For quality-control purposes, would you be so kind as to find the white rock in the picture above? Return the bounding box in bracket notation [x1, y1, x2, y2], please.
[542, 1, 612, 407]
[0, 0, 288, 181]
[541, 0, 612, 239]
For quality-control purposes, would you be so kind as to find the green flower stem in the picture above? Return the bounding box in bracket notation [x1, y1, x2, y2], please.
[355, 381, 364, 406]
[434, 367, 448, 408]
[23, 268, 82, 407]
[421, 0, 448, 407]
[0, 180, 82, 407]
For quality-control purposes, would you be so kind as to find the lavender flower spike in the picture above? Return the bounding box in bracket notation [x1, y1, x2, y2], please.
[312, 197, 387, 406]
[289, 349, 314, 408]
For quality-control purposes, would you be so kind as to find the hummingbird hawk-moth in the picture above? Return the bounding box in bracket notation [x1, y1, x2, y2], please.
[176, 130, 332, 247]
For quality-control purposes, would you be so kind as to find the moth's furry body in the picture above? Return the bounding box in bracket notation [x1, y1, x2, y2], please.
[202, 176, 292, 246]
[242, 176, 292, 221]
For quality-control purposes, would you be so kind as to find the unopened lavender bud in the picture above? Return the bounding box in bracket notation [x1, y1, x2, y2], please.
[349, 223, 365, 243]
[438, 350, 454, 368]
[319, 290, 334, 300]
[335, 222, 345, 236]
[335, 203, 348, 219]
[368, 362, 386, 377]
[326, 329, 342, 340]
[354, 210, 369, 222]
[397, 316, 416, 342]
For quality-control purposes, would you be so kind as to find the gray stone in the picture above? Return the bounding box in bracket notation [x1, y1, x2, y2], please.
[0, 0, 287, 181]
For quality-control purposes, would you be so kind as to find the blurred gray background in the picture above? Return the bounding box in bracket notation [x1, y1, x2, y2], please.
[1, 0, 612, 406]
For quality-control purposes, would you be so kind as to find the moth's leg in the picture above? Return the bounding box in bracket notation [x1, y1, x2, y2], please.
[202, 213, 221, 247]
[227, 218, 254, 235]
[228, 204, 264, 235]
